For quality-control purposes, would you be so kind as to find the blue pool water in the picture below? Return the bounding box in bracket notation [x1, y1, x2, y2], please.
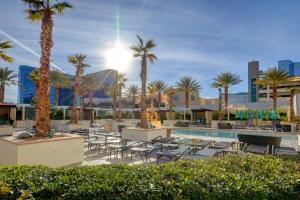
[174, 129, 238, 139]
[173, 129, 298, 149]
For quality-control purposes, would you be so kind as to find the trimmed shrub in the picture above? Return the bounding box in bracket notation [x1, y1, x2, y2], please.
[0, 155, 299, 199]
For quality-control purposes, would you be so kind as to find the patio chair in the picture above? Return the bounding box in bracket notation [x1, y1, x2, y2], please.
[156, 146, 192, 164]
[183, 148, 223, 160]
[273, 146, 299, 156]
[108, 141, 144, 158]
[244, 144, 269, 155]
[129, 142, 162, 162]
[210, 141, 233, 149]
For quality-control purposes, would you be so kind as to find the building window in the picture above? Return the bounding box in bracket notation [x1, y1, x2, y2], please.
[251, 78, 256, 102]
[172, 95, 179, 101]
[190, 95, 195, 101]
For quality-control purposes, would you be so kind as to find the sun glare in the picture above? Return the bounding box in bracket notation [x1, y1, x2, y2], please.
[104, 41, 132, 72]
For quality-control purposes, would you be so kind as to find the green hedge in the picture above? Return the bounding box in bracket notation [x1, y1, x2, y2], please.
[0, 155, 299, 199]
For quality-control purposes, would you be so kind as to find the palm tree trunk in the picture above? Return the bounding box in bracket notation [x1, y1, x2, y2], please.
[289, 89, 296, 122]
[88, 91, 94, 123]
[218, 88, 222, 120]
[224, 86, 229, 120]
[132, 96, 135, 120]
[71, 69, 80, 124]
[112, 95, 117, 120]
[88, 91, 93, 107]
[55, 87, 59, 107]
[36, 8, 53, 136]
[170, 95, 173, 120]
[272, 85, 277, 111]
[157, 91, 161, 120]
[80, 95, 84, 121]
[140, 55, 147, 128]
[158, 92, 161, 109]
[118, 84, 122, 122]
[151, 96, 155, 120]
[0, 84, 5, 103]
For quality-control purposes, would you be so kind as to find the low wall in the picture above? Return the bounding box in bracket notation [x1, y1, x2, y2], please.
[0, 134, 84, 167]
[122, 128, 167, 142]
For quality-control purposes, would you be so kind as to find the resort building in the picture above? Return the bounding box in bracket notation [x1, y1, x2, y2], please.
[18, 65, 117, 106]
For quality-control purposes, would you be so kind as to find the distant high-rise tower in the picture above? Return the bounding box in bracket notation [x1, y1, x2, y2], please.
[278, 60, 294, 76]
[248, 60, 259, 102]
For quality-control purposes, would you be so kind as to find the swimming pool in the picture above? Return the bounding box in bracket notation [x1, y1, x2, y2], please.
[173, 128, 299, 149]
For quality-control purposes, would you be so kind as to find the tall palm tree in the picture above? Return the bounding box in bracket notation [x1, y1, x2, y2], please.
[82, 73, 101, 107]
[50, 70, 71, 106]
[106, 83, 118, 120]
[68, 54, 90, 124]
[210, 81, 223, 120]
[126, 84, 139, 119]
[116, 73, 127, 122]
[131, 35, 157, 128]
[212, 71, 242, 119]
[147, 82, 157, 120]
[0, 67, 17, 102]
[0, 39, 14, 63]
[77, 81, 88, 121]
[176, 76, 201, 119]
[164, 86, 176, 119]
[23, 0, 72, 136]
[256, 67, 289, 110]
[153, 80, 167, 110]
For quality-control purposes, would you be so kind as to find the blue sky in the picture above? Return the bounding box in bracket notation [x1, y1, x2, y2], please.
[1, 0, 300, 102]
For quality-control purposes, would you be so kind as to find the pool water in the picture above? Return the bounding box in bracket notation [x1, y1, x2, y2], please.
[173, 129, 299, 149]
[174, 129, 238, 139]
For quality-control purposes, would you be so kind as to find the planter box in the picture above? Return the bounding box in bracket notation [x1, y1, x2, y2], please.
[0, 134, 84, 167]
[122, 127, 167, 142]
[0, 125, 13, 137]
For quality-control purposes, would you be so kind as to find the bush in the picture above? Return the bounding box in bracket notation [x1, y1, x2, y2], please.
[0, 155, 299, 199]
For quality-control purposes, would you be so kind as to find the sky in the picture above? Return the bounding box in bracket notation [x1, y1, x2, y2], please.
[1, 0, 300, 103]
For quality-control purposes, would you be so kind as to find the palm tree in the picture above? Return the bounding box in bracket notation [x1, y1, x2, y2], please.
[212, 71, 242, 119]
[164, 86, 176, 119]
[68, 54, 90, 124]
[147, 82, 157, 120]
[176, 76, 201, 119]
[82, 73, 101, 107]
[23, 0, 72, 136]
[153, 80, 167, 109]
[116, 73, 127, 122]
[131, 35, 157, 128]
[210, 81, 223, 120]
[256, 67, 289, 110]
[0, 39, 14, 63]
[0, 67, 17, 102]
[77, 81, 88, 121]
[50, 71, 71, 106]
[106, 83, 118, 120]
[126, 84, 139, 119]
[288, 87, 300, 122]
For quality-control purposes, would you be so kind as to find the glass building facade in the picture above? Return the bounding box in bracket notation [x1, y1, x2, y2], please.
[18, 65, 74, 105]
[18, 65, 116, 106]
[278, 60, 300, 76]
[278, 60, 294, 76]
[18, 65, 38, 104]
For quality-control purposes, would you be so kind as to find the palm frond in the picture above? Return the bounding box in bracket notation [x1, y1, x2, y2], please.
[52, 2, 73, 15]
[136, 35, 144, 47]
[25, 9, 44, 22]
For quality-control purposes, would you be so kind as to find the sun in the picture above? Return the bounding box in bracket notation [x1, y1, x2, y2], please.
[104, 41, 132, 72]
